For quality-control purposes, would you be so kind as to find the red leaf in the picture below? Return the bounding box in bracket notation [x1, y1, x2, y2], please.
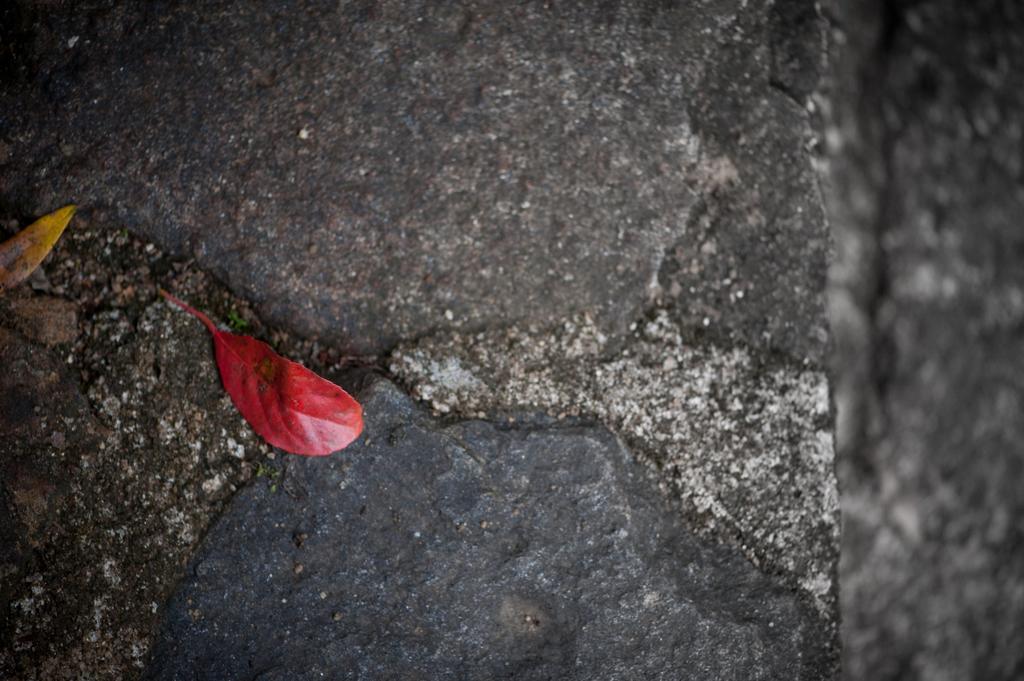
[160, 289, 363, 456]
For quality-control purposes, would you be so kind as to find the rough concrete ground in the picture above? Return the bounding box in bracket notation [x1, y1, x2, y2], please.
[826, 1, 1024, 679]
[0, 0, 838, 678]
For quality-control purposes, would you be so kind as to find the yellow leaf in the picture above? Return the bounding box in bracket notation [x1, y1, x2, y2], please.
[0, 205, 76, 294]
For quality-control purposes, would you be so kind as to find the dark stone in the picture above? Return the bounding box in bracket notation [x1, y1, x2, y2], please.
[828, 0, 1024, 679]
[0, 0, 827, 362]
[659, 0, 829, 365]
[0, 326, 99, 670]
[0, 230, 274, 679]
[0, 326, 93, 534]
[144, 377, 832, 680]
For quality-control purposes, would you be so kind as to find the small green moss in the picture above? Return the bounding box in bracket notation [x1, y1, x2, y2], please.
[227, 309, 250, 332]
[254, 461, 281, 492]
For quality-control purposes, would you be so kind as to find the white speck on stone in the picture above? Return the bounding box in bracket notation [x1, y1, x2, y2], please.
[87, 597, 106, 643]
[202, 475, 225, 495]
[226, 437, 245, 459]
[799, 571, 833, 616]
[102, 559, 120, 586]
[13, 595, 38, 615]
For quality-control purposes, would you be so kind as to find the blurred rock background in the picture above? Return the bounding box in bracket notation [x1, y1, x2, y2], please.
[826, 0, 1024, 679]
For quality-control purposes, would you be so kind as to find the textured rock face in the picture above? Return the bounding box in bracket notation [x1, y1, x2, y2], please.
[0, 1, 838, 678]
[391, 311, 838, 616]
[828, 0, 1024, 679]
[0, 0, 827, 362]
[145, 377, 832, 681]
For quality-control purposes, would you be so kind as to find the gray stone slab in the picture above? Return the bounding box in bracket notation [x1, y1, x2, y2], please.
[144, 377, 833, 680]
[1, 0, 828, 361]
[391, 312, 838, 618]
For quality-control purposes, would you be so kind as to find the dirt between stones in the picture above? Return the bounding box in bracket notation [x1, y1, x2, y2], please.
[0, 216, 366, 680]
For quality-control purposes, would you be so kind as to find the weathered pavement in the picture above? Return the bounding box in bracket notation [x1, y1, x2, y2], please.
[1, 0, 829, 363]
[1, 1, 837, 679]
[145, 377, 831, 681]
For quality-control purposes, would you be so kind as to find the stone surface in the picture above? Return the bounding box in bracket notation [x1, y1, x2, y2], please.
[391, 311, 838, 617]
[145, 377, 832, 681]
[0, 0, 828, 362]
[657, 0, 829, 365]
[0, 1, 840, 678]
[0, 225, 279, 681]
[826, 0, 1024, 679]
[0, 326, 98, 623]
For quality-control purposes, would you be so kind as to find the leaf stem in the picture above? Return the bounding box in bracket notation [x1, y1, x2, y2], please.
[158, 287, 218, 334]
